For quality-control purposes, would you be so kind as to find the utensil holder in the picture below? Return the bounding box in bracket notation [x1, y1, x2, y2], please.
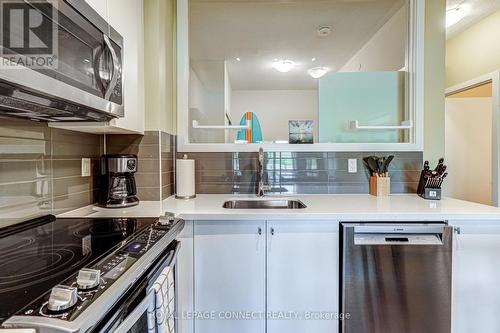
[370, 176, 390, 197]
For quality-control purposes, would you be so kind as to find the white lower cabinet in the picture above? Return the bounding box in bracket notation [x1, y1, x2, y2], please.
[194, 220, 267, 333]
[192, 220, 339, 333]
[452, 221, 500, 333]
[267, 221, 339, 333]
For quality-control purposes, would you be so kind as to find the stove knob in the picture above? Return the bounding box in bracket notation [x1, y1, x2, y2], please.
[158, 215, 175, 226]
[77, 268, 101, 290]
[47, 285, 78, 312]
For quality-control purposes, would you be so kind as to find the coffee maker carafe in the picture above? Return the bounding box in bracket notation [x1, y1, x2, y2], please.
[98, 154, 139, 208]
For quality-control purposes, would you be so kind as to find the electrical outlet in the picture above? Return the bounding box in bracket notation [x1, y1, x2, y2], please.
[81, 158, 91, 177]
[348, 159, 357, 173]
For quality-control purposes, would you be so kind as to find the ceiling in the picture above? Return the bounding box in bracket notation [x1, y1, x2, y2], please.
[189, 0, 405, 90]
[447, 0, 500, 38]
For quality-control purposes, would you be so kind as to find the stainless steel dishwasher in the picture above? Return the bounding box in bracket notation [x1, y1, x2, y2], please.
[340, 223, 453, 333]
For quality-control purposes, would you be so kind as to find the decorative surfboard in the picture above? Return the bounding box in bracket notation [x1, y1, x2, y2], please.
[236, 111, 263, 143]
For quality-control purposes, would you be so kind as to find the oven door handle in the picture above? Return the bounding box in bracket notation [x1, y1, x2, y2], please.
[165, 240, 181, 267]
[113, 291, 154, 333]
[103, 34, 120, 101]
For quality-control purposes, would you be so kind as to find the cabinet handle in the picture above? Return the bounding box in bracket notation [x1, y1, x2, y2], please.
[270, 228, 275, 236]
[258, 227, 262, 235]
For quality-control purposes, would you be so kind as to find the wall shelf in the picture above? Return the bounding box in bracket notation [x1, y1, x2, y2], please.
[349, 120, 413, 130]
[192, 120, 250, 130]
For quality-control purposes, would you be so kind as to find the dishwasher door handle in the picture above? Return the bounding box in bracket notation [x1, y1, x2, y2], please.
[354, 233, 444, 245]
[353, 224, 446, 235]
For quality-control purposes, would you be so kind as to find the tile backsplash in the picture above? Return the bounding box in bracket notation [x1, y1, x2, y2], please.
[0, 117, 421, 227]
[178, 151, 423, 195]
[0, 118, 103, 227]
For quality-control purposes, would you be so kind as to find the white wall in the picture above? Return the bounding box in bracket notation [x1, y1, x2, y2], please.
[231, 90, 318, 142]
[445, 97, 493, 205]
[340, 5, 407, 72]
[189, 67, 225, 143]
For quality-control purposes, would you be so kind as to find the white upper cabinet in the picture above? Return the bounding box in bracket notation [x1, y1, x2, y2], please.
[177, 0, 425, 152]
[52, 0, 145, 134]
[106, 0, 145, 134]
[84, 0, 108, 19]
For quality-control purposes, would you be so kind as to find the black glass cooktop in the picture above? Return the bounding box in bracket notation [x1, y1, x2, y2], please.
[0, 215, 158, 322]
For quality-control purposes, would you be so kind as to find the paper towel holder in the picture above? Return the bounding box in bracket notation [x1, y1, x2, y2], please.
[175, 154, 197, 199]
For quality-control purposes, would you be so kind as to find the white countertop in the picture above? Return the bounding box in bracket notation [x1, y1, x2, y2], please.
[58, 194, 500, 221]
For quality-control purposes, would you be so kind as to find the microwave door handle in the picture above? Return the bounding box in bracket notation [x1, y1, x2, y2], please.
[113, 291, 154, 333]
[103, 34, 120, 101]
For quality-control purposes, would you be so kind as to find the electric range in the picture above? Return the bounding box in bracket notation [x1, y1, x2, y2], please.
[0, 214, 184, 333]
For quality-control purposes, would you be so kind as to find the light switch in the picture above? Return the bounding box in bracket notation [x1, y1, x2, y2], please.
[348, 159, 357, 173]
[81, 158, 91, 177]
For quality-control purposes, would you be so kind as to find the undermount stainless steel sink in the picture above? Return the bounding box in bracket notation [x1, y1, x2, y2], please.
[222, 199, 307, 209]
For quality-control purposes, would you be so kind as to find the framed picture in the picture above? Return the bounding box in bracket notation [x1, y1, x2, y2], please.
[289, 120, 314, 144]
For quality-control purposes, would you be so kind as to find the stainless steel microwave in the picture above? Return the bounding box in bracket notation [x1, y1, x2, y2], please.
[0, 0, 123, 122]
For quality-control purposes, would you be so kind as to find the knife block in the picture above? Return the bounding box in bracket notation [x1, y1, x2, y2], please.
[370, 176, 390, 197]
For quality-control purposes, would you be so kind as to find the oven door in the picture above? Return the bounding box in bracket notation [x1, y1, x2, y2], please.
[0, 0, 123, 117]
[96, 241, 180, 333]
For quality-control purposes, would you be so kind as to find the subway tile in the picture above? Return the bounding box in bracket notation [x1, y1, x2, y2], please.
[0, 137, 50, 159]
[161, 159, 174, 172]
[391, 182, 419, 194]
[0, 159, 51, 184]
[162, 184, 174, 199]
[52, 141, 100, 159]
[280, 170, 329, 183]
[0, 180, 51, 199]
[162, 171, 175, 187]
[280, 152, 328, 159]
[52, 191, 95, 215]
[135, 173, 161, 188]
[53, 176, 95, 197]
[137, 159, 160, 173]
[329, 183, 370, 194]
[52, 159, 99, 179]
[137, 187, 161, 201]
[328, 170, 369, 182]
[279, 158, 328, 171]
[280, 183, 329, 194]
[196, 170, 234, 183]
[0, 117, 50, 140]
[195, 158, 234, 171]
[105, 143, 159, 159]
[388, 170, 421, 183]
[197, 183, 234, 194]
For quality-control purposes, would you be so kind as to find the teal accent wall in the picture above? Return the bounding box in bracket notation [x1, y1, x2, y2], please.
[318, 71, 405, 143]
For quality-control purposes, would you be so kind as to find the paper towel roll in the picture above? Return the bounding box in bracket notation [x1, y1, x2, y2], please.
[176, 155, 196, 199]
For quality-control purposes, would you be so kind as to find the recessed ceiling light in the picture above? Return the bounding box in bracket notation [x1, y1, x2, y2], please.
[236, 57, 241, 62]
[311, 58, 317, 62]
[446, 4, 470, 28]
[308, 66, 330, 79]
[273, 59, 296, 73]
[317, 25, 333, 37]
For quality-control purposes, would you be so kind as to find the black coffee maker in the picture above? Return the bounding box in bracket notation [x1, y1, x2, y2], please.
[98, 154, 139, 208]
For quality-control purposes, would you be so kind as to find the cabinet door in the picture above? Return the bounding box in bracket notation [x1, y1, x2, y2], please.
[194, 220, 266, 333]
[177, 220, 194, 333]
[107, 0, 145, 133]
[452, 222, 500, 333]
[267, 220, 339, 333]
[85, 0, 108, 19]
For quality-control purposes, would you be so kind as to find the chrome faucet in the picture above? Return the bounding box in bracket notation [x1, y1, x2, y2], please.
[257, 148, 270, 197]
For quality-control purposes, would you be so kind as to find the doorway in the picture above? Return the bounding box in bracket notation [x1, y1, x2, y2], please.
[445, 71, 500, 206]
